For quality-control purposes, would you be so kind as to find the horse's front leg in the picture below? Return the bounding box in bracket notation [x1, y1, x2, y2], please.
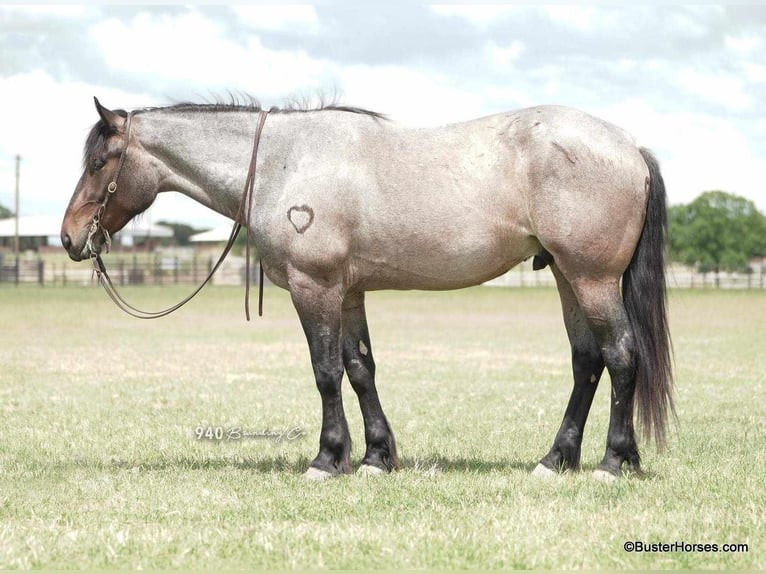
[341, 291, 399, 475]
[289, 271, 352, 479]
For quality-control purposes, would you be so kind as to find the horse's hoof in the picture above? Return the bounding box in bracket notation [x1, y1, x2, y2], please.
[593, 468, 619, 483]
[304, 467, 333, 481]
[357, 464, 385, 476]
[531, 463, 557, 479]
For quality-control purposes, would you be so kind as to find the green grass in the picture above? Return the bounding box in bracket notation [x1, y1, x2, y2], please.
[0, 284, 764, 569]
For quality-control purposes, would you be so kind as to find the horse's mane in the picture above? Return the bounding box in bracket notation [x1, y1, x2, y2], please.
[145, 94, 387, 121]
[82, 94, 385, 168]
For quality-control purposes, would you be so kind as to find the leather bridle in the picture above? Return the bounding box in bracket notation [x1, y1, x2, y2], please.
[85, 112, 133, 255]
[90, 110, 269, 320]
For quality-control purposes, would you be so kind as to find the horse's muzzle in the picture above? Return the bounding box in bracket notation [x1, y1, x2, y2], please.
[60, 230, 81, 261]
[61, 232, 72, 251]
[61, 229, 97, 262]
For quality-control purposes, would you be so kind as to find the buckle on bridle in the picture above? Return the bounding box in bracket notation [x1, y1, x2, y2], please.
[107, 182, 117, 194]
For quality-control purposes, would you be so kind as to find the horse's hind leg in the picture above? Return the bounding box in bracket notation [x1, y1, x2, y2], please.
[570, 277, 641, 480]
[289, 272, 352, 479]
[534, 265, 605, 476]
[341, 292, 399, 474]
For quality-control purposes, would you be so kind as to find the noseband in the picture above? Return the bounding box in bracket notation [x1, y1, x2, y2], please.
[90, 110, 269, 320]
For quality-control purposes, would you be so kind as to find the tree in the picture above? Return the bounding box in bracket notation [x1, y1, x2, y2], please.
[669, 191, 766, 283]
[157, 220, 202, 246]
[0, 203, 12, 218]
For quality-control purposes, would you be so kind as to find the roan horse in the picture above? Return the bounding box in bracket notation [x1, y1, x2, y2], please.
[61, 98, 674, 481]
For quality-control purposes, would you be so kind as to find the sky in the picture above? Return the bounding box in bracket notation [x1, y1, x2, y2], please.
[1, 3, 765, 231]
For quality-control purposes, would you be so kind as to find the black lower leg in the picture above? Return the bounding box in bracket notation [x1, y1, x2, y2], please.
[597, 345, 641, 475]
[581, 286, 641, 476]
[349, 368, 399, 471]
[290, 276, 352, 476]
[311, 365, 352, 474]
[342, 294, 398, 471]
[540, 347, 604, 471]
[540, 267, 605, 472]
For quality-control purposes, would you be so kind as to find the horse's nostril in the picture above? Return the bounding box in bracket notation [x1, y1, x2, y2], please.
[62, 233, 72, 250]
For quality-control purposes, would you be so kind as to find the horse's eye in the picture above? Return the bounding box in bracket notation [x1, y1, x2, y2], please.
[92, 158, 105, 172]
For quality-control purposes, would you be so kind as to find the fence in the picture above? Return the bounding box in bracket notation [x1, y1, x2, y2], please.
[477, 261, 766, 290]
[666, 264, 766, 289]
[1, 251, 764, 290]
[0, 255, 44, 285]
[0, 251, 259, 287]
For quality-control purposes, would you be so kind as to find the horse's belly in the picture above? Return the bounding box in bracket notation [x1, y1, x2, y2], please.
[352, 232, 540, 291]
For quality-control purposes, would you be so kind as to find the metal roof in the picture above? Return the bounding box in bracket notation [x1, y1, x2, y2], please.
[189, 224, 233, 243]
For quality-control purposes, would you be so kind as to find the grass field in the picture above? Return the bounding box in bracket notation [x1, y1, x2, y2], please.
[0, 284, 764, 569]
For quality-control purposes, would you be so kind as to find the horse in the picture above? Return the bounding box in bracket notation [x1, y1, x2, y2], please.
[61, 97, 674, 481]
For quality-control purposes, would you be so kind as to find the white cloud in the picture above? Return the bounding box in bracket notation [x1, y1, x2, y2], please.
[596, 99, 766, 210]
[742, 62, 766, 84]
[485, 41, 525, 68]
[89, 10, 328, 98]
[0, 70, 154, 219]
[725, 33, 761, 55]
[0, 69, 229, 228]
[339, 65, 484, 127]
[232, 5, 320, 34]
[527, 65, 563, 100]
[666, 9, 712, 40]
[675, 68, 754, 112]
[543, 6, 602, 32]
[430, 5, 521, 27]
[0, 5, 86, 19]
[485, 85, 535, 110]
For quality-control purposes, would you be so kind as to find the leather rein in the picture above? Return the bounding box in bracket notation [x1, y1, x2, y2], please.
[89, 110, 269, 321]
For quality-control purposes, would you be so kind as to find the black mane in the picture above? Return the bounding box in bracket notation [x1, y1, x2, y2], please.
[148, 96, 386, 121]
[83, 95, 385, 168]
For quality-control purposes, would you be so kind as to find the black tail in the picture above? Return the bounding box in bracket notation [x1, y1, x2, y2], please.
[623, 148, 675, 448]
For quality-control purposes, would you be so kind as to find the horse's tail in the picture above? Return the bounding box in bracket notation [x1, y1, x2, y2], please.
[623, 147, 675, 448]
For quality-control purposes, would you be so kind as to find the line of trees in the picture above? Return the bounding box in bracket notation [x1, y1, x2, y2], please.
[668, 191, 766, 282]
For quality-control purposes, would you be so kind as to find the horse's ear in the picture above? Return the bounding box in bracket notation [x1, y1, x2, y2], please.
[93, 97, 125, 130]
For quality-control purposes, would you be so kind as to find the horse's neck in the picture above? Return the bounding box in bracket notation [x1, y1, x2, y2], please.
[140, 111, 266, 221]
